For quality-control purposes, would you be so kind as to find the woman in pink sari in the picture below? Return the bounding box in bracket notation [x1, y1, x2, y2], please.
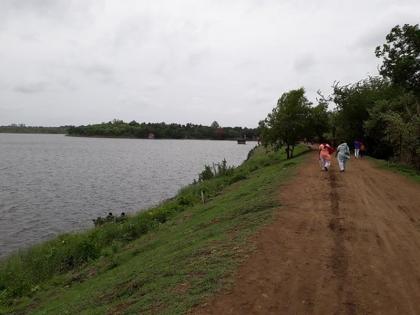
[319, 143, 332, 171]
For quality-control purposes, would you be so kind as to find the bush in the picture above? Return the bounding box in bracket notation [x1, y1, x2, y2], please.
[198, 159, 235, 182]
[229, 172, 248, 184]
[199, 165, 214, 181]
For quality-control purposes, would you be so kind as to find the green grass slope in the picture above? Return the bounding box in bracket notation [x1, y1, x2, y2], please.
[0, 145, 309, 315]
[369, 157, 420, 184]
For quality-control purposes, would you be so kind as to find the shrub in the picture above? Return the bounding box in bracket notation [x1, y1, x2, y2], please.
[199, 165, 214, 181]
[198, 159, 235, 182]
[229, 172, 248, 184]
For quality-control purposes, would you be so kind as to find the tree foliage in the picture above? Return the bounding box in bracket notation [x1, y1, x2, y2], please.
[331, 75, 419, 168]
[375, 24, 420, 95]
[328, 24, 420, 169]
[0, 125, 69, 134]
[260, 24, 419, 169]
[260, 88, 312, 159]
[332, 77, 397, 144]
[305, 101, 330, 143]
[210, 121, 220, 128]
[67, 120, 258, 140]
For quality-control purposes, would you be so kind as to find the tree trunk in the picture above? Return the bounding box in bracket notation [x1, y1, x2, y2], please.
[285, 144, 290, 159]
[399, 133, 402, 161]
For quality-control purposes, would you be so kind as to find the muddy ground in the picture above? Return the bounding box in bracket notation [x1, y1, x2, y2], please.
[194, 152, 420, 315]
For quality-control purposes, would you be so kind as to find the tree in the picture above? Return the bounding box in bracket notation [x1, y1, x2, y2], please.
[210, 121, 220, 128]
[67, 120, 258, 140]
[306, 101, 330, 143]
[365, 92, 420, 168]
[375, 24, 420, 95]
[262, 88, 311, 159]
[331, 77, 394, 145]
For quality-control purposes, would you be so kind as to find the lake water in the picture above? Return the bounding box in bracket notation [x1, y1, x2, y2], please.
[0, 134, 255, 258]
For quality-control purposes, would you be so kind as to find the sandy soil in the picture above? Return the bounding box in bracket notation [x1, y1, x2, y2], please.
[193, 152, 420, 315]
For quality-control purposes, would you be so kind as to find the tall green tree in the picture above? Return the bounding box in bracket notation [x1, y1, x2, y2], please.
[375, 24, 420, 95]
[365, 91, 420, 168]
[210, 121, 220, 128]
[261, 88, 311, 159]
[331, 77, 396, 145]
[306, 101, 330, 143]
[331, 45, 419, 167]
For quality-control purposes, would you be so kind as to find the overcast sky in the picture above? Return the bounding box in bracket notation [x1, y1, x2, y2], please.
[0, 0, 419, 127]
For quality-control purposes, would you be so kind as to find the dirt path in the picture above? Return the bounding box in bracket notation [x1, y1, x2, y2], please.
[194, 151, 420, 315]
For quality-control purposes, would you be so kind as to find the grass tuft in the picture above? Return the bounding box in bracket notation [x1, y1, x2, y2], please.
[369, 157, 420, 183]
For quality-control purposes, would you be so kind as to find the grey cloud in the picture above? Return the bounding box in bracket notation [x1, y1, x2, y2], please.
[80, 64, 114, 76]
[1, 1, 419, 127]
[111, 15, 154, 51]
[234, 59, 259, 69]
[55, 78, 78, 91]
[78, 64, 116, 84]
[13, 82, 47, 94]
[0, 0, 95, 17]
[354, 28, 389, 51]
[1, 0, 60, 12]
[0, 0, 71, 21]
[294, 55, 316, 73]
[188, 50, 210, 67]
[0, 0, 96, 32]
[254, 95, 273, 105]
[18, 33, 41, 42]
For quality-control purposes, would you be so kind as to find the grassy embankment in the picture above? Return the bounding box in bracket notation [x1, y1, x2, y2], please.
[0, 145, 309, 314]
[369, 157, 420, 184]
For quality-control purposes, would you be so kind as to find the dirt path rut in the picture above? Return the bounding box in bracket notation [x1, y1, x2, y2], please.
[194, 152, 420, 315]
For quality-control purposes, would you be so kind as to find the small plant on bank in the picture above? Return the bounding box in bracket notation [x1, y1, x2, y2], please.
[198, 159, 235, 182]
[198, 165, 214, 181]
[93, 212, 127, 227]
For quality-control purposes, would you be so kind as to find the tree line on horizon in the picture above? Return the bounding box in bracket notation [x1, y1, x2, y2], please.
[67, 120, 258, 140]
[0, 124, 69, 134]
[260, 23, 419, 170]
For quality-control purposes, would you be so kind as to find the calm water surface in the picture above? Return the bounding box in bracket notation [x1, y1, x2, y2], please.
[0, 134, 255, 258]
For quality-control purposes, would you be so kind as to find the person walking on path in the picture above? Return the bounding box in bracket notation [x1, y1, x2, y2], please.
[336, 142, 350, 172]
[354, 140, 361, 158]
[360, 142, 366, 158]
[318, 143, 333, 171]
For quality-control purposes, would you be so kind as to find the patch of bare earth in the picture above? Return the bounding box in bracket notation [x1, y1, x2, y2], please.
[193, 152, 420, 315]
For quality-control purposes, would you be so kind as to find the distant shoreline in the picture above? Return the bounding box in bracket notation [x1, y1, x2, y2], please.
[0, 126, 68, 134]
[0, 131, 66, 135]
[1, 120, 259, 141]
[66, 134, 257, 141]
[0, 132, 257, 141]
